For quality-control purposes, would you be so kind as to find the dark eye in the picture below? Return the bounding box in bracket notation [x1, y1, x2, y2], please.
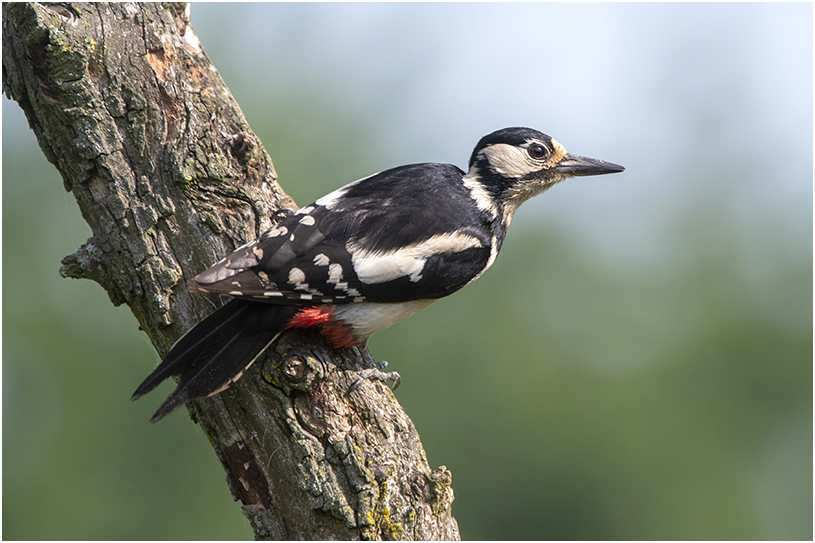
[528, 144, 547, 159]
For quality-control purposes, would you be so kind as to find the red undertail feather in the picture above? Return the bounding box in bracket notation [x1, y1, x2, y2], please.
[287, 306, 360, 349]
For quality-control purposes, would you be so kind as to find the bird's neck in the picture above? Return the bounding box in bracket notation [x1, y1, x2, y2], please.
[461, 169, 518, 242]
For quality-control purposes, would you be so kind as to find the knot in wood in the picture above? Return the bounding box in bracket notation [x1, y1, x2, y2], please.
[283, 356, 305, 381]
[262, 347, 327, 395]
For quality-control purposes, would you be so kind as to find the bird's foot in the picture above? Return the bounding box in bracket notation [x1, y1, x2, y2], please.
[348, 348, 400, 393]
[347, 366, 401, 394]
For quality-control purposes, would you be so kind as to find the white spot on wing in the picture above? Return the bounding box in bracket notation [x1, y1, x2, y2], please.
[266, 225, 288, 238]
[288, 267, 312, 292]
[288, 267, 306, 285]
[314, 253, 330, 266]
[299, 215, 316, 226]
[327, 263, 343, 283]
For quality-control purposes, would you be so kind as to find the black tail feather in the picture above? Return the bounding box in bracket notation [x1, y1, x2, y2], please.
[132, 299, 300, 422]
[131, 299, 252, 401]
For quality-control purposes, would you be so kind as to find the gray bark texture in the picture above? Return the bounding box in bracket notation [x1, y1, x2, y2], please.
[2, 3, 460, 540]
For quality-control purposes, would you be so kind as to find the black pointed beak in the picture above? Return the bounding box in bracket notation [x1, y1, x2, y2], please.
[556, 154, 625, 177]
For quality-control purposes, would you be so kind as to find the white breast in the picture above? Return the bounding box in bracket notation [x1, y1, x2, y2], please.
[332, 299, 436, 340]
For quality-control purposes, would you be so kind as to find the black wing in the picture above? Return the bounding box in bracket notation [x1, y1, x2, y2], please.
[189, 163, 496, 304]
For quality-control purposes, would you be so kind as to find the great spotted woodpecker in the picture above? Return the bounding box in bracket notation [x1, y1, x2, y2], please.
[133, 127, 624, 421]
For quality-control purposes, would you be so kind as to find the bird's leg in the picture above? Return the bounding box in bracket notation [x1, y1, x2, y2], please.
[353, 346, 386, 369]
[348, 345, 400, 394]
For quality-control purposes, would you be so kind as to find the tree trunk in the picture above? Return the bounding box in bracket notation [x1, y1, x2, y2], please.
[2, 3, 459, 540]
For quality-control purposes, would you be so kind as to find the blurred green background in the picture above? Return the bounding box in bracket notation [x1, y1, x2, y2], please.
[3, 3, 812, 540]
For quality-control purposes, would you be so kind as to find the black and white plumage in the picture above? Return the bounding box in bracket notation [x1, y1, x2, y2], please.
[133, 127, 624, 421]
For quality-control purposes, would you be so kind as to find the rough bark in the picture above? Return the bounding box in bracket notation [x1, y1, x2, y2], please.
[2, 3, 459, 540]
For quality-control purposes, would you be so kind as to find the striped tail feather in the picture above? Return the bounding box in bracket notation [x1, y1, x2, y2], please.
[132, 299, 300, 422]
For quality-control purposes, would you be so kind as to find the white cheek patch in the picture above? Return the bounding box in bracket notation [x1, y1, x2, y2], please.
[349, 230, 484, 285]
[481, 143, 538, 178]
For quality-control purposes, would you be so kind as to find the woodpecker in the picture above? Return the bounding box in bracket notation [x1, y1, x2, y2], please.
[133, 127, 624, 421]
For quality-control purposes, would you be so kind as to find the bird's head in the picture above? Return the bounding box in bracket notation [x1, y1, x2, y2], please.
[464, 127, 624, 219]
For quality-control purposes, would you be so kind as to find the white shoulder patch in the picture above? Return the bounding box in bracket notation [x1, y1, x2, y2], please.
[349, 230, 484, 285]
